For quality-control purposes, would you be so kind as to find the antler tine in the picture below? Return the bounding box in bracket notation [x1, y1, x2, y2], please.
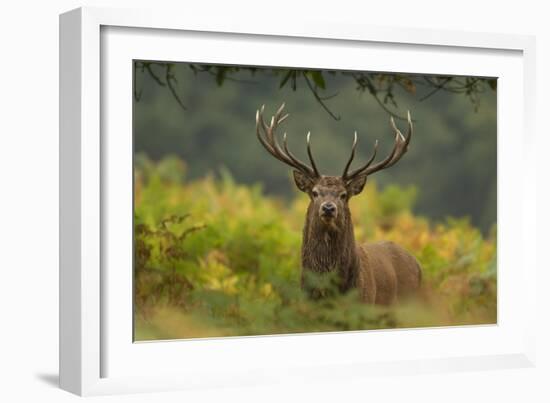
[275, 102, 286, 119]
[306, 132, 320, 177]
[345, 140, 379, 179]
[256, 109, 276, 155]
[382, 112, 412, 168]
[363, 111, 412, 175]
[259, 104, 269, 132]
[403, 111, 413, 148]
[255, 103, 319, 177]
[344, 111, 413, 180]
[278, 113, 290, 125]
[283, 132, 318, 175]
[342, 131, 358, 178]
[257, 105, 289, 162]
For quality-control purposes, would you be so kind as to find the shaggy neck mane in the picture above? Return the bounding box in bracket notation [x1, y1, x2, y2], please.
[301, 204, 359, 292]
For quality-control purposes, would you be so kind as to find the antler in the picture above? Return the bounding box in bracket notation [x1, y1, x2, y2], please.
[342, 111, 413, 181]
[256, 103, 320, 178]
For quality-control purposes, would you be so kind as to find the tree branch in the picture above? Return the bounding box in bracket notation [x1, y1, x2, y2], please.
[302, 72, 341, 121]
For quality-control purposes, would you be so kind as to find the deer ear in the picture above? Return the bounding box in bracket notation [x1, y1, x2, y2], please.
[293, 170, 314, 193]
[346, 174, 367, 196]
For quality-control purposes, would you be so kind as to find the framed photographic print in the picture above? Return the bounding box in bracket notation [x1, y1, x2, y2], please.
[59, 6, 537, 396]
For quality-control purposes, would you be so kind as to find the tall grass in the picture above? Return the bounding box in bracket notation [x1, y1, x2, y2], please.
[134, 155, 496, 340]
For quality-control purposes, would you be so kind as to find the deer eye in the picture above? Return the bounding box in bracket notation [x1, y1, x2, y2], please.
[312, 190, 319, 198]
[340, 192, 347, 200]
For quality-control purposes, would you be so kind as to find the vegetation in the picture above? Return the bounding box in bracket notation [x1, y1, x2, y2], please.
[134, 156, 497, 341]
[133, 63, 497, 232]
[134, 62, 496, 120]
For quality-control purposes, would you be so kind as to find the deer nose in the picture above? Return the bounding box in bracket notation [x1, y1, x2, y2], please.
[321, 202, 336, 215]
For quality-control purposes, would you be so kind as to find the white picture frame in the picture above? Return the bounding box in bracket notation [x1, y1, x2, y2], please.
[59, 6, 537, 396]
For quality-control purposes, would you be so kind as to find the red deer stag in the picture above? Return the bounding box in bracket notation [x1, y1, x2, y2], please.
[256, 103, 422, 305]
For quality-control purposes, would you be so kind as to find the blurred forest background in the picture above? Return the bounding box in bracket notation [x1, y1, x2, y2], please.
[134, 62, 497, 231]
[133, 61, 497, 340]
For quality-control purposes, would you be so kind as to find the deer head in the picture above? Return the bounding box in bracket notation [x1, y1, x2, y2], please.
[256, 103, 413, 232]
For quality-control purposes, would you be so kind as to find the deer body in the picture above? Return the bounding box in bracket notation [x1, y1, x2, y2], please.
[358, 241, 422, 304]
[300, 176, 421, 304]
[256, 104, 422, 305]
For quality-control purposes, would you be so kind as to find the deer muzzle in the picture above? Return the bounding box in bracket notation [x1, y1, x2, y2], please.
[320, 201, 337, 222]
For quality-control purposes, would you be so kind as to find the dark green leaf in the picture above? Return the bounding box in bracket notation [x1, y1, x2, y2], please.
[309, 71, 326, 89]
[215, 68, 225, 86]
[279, 70, 293, 88]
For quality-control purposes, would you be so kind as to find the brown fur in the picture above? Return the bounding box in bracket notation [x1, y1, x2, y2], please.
[298, 175, 422, 305]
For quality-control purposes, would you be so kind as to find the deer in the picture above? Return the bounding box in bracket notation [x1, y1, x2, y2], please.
[255, 103, 422, 305]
